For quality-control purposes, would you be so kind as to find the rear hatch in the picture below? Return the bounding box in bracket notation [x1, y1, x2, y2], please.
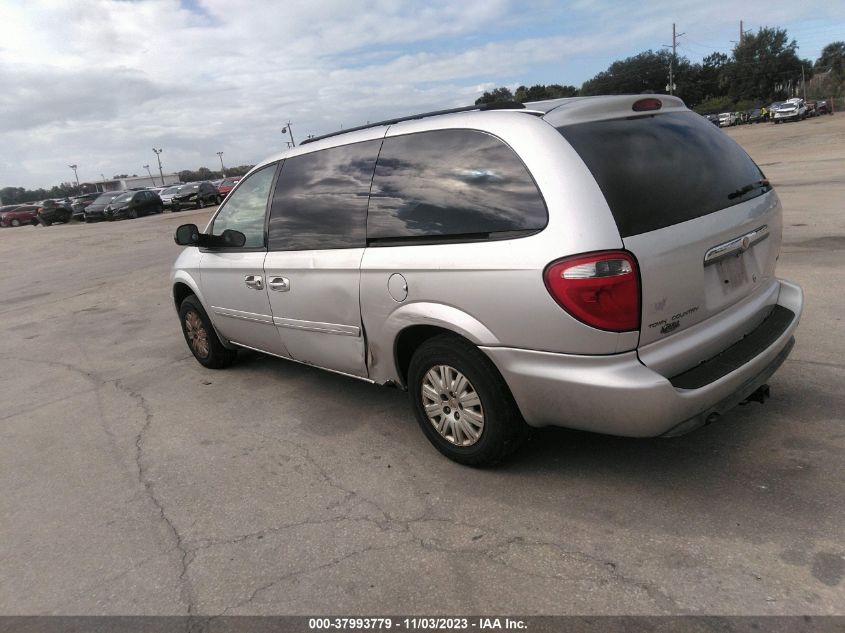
[550, 99, 780, 359]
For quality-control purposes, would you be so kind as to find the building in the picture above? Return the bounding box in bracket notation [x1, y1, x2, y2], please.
[82, 174, 181, 192]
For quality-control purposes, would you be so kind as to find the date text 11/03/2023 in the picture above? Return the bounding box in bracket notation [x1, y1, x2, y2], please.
[308, 617, 527, 630]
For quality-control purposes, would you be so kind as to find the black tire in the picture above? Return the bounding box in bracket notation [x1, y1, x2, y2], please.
[407, 334, 528, 466]
[215, 195, 222, 205]
[10, 219, 20, 227]
[128, 208, 138, 219]
[195, 199, 202, 210]
[38, 217, 51, 226]
[179, 295, 237, 369]
[156, 204, 164, 214]
[172, 204, 180, 212]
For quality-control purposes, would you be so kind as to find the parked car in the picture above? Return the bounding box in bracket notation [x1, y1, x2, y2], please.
[703, 112, 720, 125]
[103, 190, 164, 220]
[773, 98, 807, 123]
[170, 96, 802, 465]
[36, 199, 73, 226]
[159, 185, 182, 209]
[718, 111, 738, 127]
[84, 192, 124, 222]
[217, 177, 242, 198]
[171, 182, 221, 211]
[0, 205, 39, 227]
[745, 108, 764, 124]
[70, 192, 103, 220]
[817, 100, 833, 115]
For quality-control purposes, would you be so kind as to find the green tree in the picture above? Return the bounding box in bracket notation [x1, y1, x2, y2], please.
[721, 27, 803, 102]
[513, 84, 578, 101]
[474, 87, 515, 105]
[815, 41, 845, 77]
[580, 50, 694, 97]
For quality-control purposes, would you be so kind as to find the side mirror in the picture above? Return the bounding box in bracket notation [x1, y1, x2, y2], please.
[174, 223, 200, 246]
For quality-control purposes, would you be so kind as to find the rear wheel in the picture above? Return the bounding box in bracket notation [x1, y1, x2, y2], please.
[408, 334, 528, 466]
[179, 295, 237, 369]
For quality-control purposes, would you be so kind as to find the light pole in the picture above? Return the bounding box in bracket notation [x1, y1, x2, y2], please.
[152, 148, 164, 186]
[68, 164, 80, 190]
[143, 164, 154, 183]
[281, 122, 296, 147]
[216, 151, 225, 177]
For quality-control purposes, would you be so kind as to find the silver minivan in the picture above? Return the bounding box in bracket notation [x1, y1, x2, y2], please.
[171, 95, 803, 465]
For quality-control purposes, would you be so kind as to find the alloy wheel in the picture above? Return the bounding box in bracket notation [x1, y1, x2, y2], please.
[421, 364, 484, 447]
[184, 310, 210, 359]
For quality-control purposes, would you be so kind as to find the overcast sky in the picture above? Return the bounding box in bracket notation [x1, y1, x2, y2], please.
[1, 0, 842, 189]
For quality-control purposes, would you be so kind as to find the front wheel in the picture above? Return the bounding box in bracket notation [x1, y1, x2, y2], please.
[128, 209, 138, 219]
[10, 218, 20, 227]
[179, 295, 237, 369]
[408, 334, 528, 466]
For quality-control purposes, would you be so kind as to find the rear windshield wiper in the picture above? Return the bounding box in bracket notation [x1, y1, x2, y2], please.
[728, 179, 770, 200]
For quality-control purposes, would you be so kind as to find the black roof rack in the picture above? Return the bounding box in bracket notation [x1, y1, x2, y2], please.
[299, 101, 526, 146]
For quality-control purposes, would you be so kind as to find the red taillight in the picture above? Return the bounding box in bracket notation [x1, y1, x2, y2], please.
[632, 98, 662, 112]
[544, 251, 640, 332]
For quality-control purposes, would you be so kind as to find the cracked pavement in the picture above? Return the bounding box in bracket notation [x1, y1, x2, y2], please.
[2, 117, 845, 615]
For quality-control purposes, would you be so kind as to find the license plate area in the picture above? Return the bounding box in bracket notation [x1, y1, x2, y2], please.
[717, 252, 749, 289]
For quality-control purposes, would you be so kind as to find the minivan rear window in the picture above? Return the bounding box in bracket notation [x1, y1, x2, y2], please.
[557, 111, 769, 237]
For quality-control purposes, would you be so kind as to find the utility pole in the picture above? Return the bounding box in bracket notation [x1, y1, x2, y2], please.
[663, 24, 683, 96]
[143, 164, 154, 183]
[152, 148, 164, 186]
[740, 20, 743, 43]
[216, 151, 226, 176]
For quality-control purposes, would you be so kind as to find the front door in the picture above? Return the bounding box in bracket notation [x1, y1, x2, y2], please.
[198, 163, 289, 357]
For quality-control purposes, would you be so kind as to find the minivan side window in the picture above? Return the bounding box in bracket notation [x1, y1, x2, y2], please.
[210, 163, 277, 248]
[268, 139, 381, 251]
[367, 129, 547, 242]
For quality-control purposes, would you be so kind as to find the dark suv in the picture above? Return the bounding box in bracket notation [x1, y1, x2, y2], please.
[84, 192, 124, 222]
[171, 182, 221, 211]
[103, 190, 164, 220]
[36, 200, 73, 226]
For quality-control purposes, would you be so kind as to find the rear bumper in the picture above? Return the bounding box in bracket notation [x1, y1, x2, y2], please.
[482, 279, 803, 437]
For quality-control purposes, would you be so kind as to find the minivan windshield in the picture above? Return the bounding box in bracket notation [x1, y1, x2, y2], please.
[557, 111, 769, 237]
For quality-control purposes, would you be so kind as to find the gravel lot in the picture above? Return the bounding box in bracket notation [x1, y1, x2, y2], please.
[1, 115, 843, 616]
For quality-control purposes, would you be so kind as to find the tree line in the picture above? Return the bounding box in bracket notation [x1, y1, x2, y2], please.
[1, 165, 255, 206]
[477, 28, 845, 114]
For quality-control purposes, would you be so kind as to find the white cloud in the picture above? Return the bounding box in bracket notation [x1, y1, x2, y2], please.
[0, 0, 842, 188]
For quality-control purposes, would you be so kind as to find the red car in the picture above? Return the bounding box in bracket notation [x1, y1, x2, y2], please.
[0, 205, 39, 227]
[217, 177, 241, 198]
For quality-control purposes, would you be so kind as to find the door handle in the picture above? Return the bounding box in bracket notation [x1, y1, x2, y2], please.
[268, 276, 290, 292]
[244, 275, 264, 290]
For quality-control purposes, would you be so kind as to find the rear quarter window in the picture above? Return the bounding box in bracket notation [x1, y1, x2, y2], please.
[367, 129, 547, 244]
[557, 111, 768, 237]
